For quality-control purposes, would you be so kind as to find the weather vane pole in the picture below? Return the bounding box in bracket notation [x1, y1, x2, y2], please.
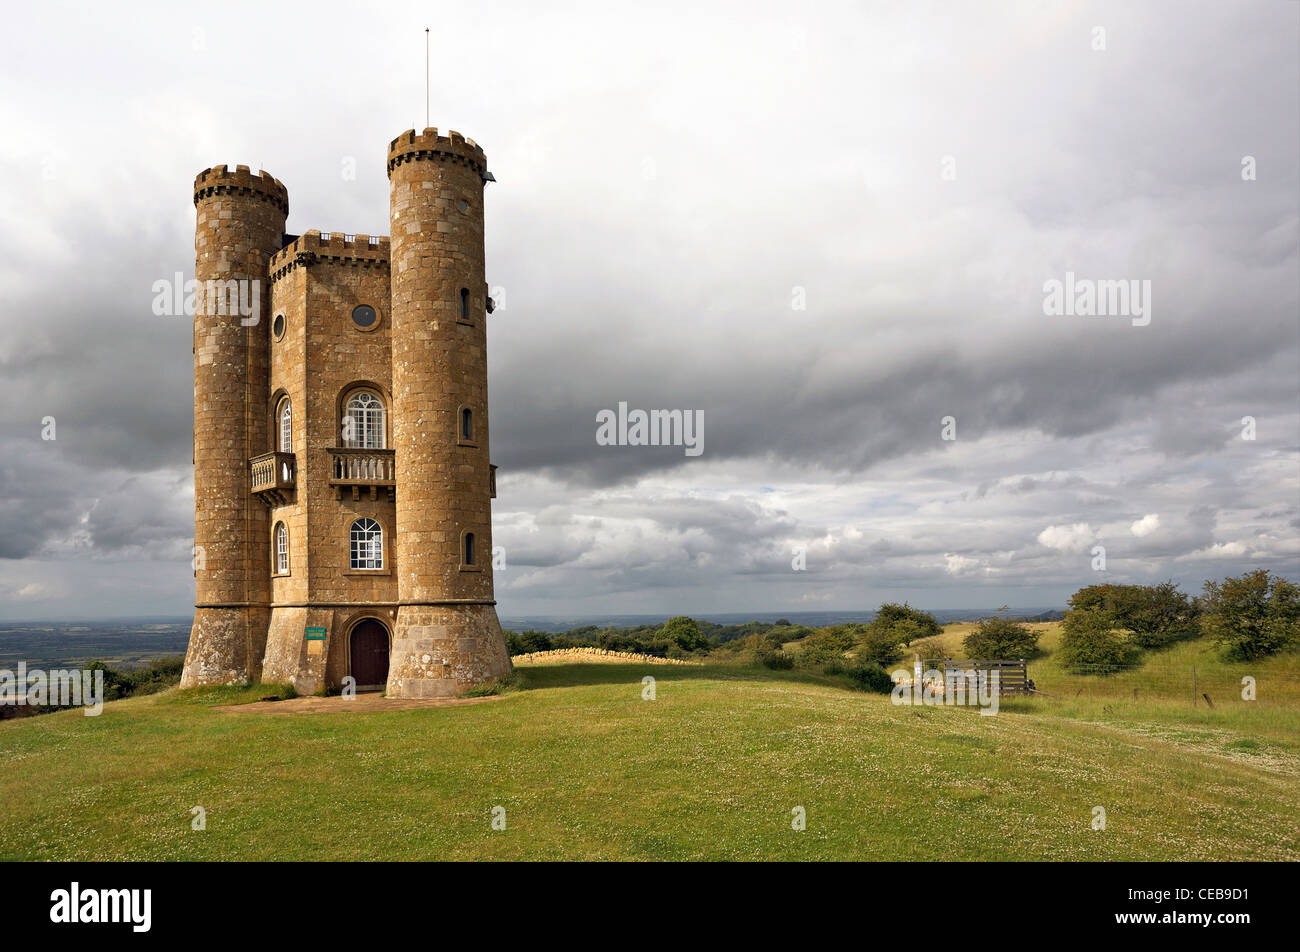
[425, 27, 430, 128]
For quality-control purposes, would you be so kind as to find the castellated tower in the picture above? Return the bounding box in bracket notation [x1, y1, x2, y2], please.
[180, 129, 511, 698]
[182, 166, 287, 687]
[386, 129, 512, 697]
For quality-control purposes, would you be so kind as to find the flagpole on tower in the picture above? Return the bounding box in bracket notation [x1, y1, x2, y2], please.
[425, 27, 430, 129]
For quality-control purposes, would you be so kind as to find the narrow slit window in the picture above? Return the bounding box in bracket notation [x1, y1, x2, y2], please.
[464, 532, 475, 566]
[461, 407, 473, 441]
[459, 287, 470, 321]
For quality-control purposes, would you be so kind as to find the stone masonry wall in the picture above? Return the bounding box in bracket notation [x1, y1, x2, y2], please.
[386, 128, 510, 697]
[182, 166, 286, 687]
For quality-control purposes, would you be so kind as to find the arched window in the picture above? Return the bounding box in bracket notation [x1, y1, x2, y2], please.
[277, 397, 292, 453]
[460, 407, 473, 441]
[350, 518, 383, 570]
[459, 287, 470, 321]
[274, 522, 288, 575]
[343, 391, 385, 449]
[464, 532, 475, 566]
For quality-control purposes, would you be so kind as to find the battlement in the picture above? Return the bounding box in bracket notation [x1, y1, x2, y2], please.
[193, 164, 289, 215]
[387, 127, 489, 179]
[269, 230, 390, 283]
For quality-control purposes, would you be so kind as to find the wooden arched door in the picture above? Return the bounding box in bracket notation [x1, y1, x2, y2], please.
[349, 619, 390, 689]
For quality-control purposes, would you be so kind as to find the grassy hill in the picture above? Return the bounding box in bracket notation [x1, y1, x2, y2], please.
[1, 623, 1297, 861]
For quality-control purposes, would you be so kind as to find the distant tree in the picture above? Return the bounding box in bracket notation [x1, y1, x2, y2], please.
[871, 603, 943, 641]
[1201, 570, 1300, 661]
[1068, 581, 1198, 650]
[1125, 581, 1200, 649]
[660, 616, 709, 653]
[1068, 584, 1140, 616]
[855, 603, 942, 666]
[1057, 608, 1137, 672]
[505, 630, 553, 655]
[774, 618, 792, 627]
[962, 617, 1040, 659]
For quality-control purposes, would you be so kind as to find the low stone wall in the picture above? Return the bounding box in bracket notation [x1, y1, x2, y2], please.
[510, 647, 700, 666]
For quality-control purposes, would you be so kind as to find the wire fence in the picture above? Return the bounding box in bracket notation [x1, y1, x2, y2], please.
[1022, 661, 1300, 707]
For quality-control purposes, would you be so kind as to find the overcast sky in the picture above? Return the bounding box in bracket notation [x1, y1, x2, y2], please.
[0, 0, 1296, 620]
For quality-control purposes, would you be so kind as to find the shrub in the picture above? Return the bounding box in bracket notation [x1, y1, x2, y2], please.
[1201, 570, 1300, 661]
[84, 657, 186, 702]
[913, 636, 948, 662]
[843, 663, 894, 694]
[760, 650, 795, 670]
[962, 617, 1040, 659]
[796, 625, 860, 665]
[1057, 608, 1137, 672]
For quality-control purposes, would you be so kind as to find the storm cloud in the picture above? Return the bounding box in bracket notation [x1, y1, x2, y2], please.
[0, 0, 1296, 618]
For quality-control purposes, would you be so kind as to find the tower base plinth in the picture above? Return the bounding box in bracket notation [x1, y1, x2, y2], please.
[180, 606, 268, 688]
[386, 603, 512, 698]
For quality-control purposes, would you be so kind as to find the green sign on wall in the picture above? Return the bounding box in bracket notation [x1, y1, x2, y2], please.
[305, 627, 326, 641]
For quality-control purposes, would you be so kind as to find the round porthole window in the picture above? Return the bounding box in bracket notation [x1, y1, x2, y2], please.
[352, 305, 378, 330]
[272, 313, 286, 340]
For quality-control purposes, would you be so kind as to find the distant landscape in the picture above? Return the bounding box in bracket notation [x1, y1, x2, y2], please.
[0, 608, 1066, 669]
[0, 620, 191, 670]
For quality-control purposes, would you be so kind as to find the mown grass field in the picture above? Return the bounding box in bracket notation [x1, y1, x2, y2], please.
[1, 621, 1296, 861]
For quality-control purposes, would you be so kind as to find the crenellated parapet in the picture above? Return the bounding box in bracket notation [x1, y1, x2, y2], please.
[387, 127, 490, 180]
[193, 164, 289, 216]
[269, 230, 390, 284]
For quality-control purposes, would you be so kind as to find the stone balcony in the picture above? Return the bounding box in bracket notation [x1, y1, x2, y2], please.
[250, 451, 296, 506]
[329, 447, 396, 500]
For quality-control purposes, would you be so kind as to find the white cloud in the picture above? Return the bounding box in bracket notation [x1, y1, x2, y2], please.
[1130, 513, 1161, 537]
[1178, 541, 1249, 561]
[944, 553, 981, 575]
[1037, 523, 1096, 554]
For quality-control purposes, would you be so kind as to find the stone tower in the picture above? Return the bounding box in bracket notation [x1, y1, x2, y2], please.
[182, 166, 286, 687]
[180, 129, 511, 698]
[386, 130, 512, 697]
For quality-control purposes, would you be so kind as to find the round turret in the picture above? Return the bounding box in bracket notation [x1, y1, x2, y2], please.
[385, 128, 511, 698]
[181, 164, 288, 688]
